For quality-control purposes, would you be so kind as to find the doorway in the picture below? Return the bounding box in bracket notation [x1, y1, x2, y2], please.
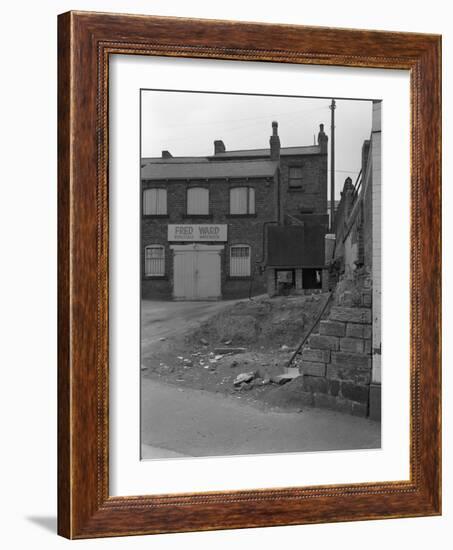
[171, 244, 223, 300]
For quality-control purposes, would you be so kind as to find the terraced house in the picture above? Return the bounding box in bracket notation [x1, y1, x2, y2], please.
[141, 121, 329, 300]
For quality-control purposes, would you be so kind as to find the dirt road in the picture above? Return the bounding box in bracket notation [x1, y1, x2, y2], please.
[141, 378, 381, 459]
[141, 299, 248, 360]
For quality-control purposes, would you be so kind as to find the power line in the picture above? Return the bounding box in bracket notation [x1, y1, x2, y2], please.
[142, 105, 328, 130]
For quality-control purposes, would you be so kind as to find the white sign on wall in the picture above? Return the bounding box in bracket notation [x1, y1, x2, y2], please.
[167, 224, 228, 242]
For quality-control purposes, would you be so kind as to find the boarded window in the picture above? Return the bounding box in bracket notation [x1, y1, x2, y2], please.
[230, 187, 255, 214]
[289, 166, 303, 188]
[230, 245, 251, 276]
[143, 188, 167, 215]
[145, 245, 165, 276]
[187, 187, 209, 215]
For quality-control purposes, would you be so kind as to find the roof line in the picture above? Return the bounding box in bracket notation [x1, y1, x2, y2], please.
[142, 159, 280, 165]
[222, 145, 320, 153]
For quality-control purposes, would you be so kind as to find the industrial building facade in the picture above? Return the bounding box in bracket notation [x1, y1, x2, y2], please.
[141, 121, 329, 300]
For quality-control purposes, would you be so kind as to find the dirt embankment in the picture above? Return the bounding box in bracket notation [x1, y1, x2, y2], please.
[142, 294, 329, 408]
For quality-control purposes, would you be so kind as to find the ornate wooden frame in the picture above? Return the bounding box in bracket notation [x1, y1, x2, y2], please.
[57, 11, 441, 539]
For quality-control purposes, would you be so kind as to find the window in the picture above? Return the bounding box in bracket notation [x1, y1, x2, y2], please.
[187, 187, 209, 215]
[230, 245, 251, 277]
[143, 188, 167, 215]
[144, 245, 165, 276]
[288, 166, 303, 188]
[230, 187, 255, 215]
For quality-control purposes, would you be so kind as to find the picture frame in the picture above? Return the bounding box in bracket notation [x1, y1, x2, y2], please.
[57, 10, 441, 539]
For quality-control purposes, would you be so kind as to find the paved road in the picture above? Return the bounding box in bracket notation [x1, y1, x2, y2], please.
[141, 378, 381, 459]
[141, 299, 247, 360]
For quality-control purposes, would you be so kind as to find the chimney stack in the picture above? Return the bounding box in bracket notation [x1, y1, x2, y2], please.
[341, 177, 354, 218]
[214, 140, 226, 155]
[317, 123, 328, 153]
[361, 139, 371, 176]
[270, 121, 280, 161]
[161, 150, 173, 158]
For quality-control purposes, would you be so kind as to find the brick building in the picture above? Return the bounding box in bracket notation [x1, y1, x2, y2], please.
[141, 121, 328, 300]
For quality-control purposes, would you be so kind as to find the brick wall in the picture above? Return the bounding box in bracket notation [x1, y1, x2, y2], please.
[141, 175, 277, 299]
[279, 153, 328, 220]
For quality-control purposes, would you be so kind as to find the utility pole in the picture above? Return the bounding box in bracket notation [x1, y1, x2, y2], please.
[329, 99, 336, 231]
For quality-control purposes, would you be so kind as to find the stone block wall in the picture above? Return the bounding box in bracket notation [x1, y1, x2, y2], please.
[293, 287, 373, 417]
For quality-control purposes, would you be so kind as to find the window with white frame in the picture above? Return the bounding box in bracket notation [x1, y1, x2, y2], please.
[230, 187, 255, 215]
[187, 187, 209, 215]
[144, 245, 165, 276]
[143, 188, 167, 215]
[230, 245, 251, 277]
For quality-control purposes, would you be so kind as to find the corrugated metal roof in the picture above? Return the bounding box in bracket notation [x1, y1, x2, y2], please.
[209, 145, 321, 159]
[141, 160, 279, 180]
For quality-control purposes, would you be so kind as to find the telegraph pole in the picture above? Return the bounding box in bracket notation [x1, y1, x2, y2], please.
[329, 99, 336, 231]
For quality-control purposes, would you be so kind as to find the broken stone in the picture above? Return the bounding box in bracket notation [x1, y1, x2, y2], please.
[285, 367, 300, 377]
[233, 371, 256, 386]
[214, 355, 223, 361]
[272, 372, 300, 385]
[261, 378, 271, 385]
[159, 337, 167, 341]
[223, 340, 232, 345]
[200, 338, 209, 345]
[281, 344, 289, 351]
[214, 347, 246, 355]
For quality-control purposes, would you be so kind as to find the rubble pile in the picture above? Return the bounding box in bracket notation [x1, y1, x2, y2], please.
[143, 294, 330, 406]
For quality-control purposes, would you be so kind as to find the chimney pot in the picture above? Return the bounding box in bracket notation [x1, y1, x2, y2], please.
[317, 123, 328, 153]
[161, 150, 172, 158]
[214, 140, 226, 155]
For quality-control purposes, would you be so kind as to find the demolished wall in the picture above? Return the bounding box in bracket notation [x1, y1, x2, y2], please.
[293, 270, 374, 417]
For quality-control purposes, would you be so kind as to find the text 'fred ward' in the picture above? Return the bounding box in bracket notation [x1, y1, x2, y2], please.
[167, 224, 228, 242]
[176, 226, 218, 237]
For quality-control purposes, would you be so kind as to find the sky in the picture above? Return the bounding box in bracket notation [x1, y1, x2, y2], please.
[141, 90, 374, 200]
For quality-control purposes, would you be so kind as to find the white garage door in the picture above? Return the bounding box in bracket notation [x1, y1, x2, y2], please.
[171, 244, 223, 300]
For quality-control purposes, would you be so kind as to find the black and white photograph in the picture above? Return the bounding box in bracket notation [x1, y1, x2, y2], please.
[140, 90, 381, 459]
[2, 0, 447, 546]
